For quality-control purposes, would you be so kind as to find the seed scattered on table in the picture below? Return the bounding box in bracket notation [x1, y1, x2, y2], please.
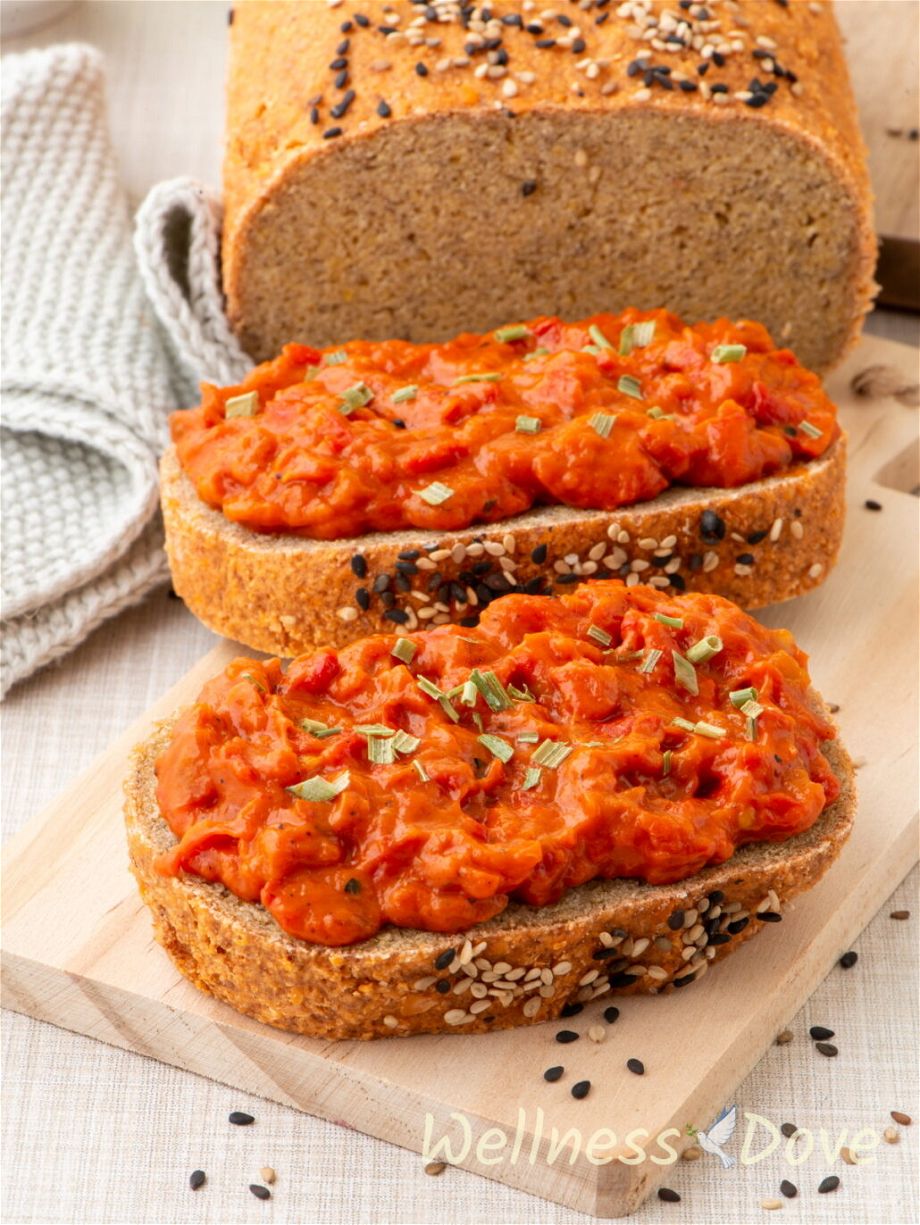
[627, 1058, 645, 1075]
[809, 1026, 834, 1040]
[229, 1111, 255, 1126]
[761, 1200, 783, 1211]
[890, 910, 911, 920]
[780, 1179, 797, 1198]
[841, 1146, 858, 1165]
[838, 951, 858, 969]
[658, 1187, 681, 1202]
[818, 1175, 840, 1193]
[425, 1161, 447, 1176]
[891, 1111, 913, 1126]
[864, 499, 882, 511]
[682, 1145, 702, 1161]
[587, 1025, 606, 1043]
[249, 1184, 271, 1200]
[884, 1127, 900, 1144]
[775, 1029, 794, 1045]
[556, 1030, 579, 1044]
[603, 1006, 620, 1024]
[571, 1080, 591, 1100]
[544, 1065, 564, 1082]
[260, 1167, 276, 1184]
[816, 1042, 839, 1057]
[189, 1170, 206, 1191]
[780, 1123, 799, 1139]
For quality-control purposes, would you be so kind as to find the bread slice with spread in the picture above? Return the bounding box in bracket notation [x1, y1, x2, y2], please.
[124, 581, 854, 1040]
[162, 309, 846, 658]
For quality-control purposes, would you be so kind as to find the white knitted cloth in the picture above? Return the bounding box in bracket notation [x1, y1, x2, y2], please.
[1, 45, 252, 698]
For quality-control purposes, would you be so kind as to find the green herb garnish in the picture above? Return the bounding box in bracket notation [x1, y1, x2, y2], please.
[286, 771, 351, 802]
[495, 324, 531, 343]
[639, 648, 662, 674]
[470, 669, 513, 712]
[532, 739, 574, 768]
[687, 635, 723, 663]
[522, 767, 542, 791]
[299, 717, 342, 739]
[478, 733, 514, 763]
[392, 384, 418, 404]
[324, 350, 348, 365]
[417, 481, 454, 506]
[798, 420, 822, 439]
[339, 382, 373, 414]
[617, 374, 643, 400]
[672, 650, 699, 696]
[412, 760, 429, 782]
[588, 323, 613, 350]
[587, 624, 613, 647]
[392, 730, 421, 754]
[730, 686, 758, 708]
[711, 344, 747, 364]
[225, 391, 259, 418]
[589, 412, 616, 438]
[654, 613, 684, 629]
[391, 637, 417, 664]
[453, 372, 502, 385]
[515, 415, 542, 434]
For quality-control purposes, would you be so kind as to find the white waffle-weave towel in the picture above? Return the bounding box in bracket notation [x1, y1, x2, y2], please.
[1, 45, 251, 698]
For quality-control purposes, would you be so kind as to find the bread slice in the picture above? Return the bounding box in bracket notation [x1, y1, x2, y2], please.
[223, 2, 875, 372]
[161, 434, 846, 659]
[125, 723, 854, 1041]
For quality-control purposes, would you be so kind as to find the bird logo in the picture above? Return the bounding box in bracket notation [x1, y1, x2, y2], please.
[696, 1105, 738, 1168]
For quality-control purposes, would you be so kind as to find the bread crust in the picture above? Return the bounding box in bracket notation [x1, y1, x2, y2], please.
[222, 1, 875, 371]
[161, 434, 846, 658]
[125, 722, 855, 1040]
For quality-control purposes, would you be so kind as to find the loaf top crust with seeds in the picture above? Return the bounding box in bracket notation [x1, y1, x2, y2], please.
[223, 0, 875, 370]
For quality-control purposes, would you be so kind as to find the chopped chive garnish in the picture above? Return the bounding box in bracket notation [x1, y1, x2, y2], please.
[470, 668, 513, 712]
[745, 716, 758, 741]
[472, 711, 483, 731]
[508, 682, 536, 702]
[240, 672, 265, 691]
[453, 372, 502, 385]
[589, 412, 616, 438]
[392, 730, 421, 754]
[461, 679, 478, 706]
[495, 324, 530, 343]
[687, 635, 723, 663]
[672, 651, 699, 696]
[412, 759, 429, 782]
[286, 770, 351, 802]
[444, 683, 465, 699]
[299, 717, 342, 739]
[339, 382, 373, 414]
[730, 686, 758, 708]
[522, 766, 542, 791]
[417, 481, 454, 506]
[654, 613, 684, 628]
[711, 344, 747, 364]
[225, 391, 259, 419]
[639, 648, 662, 674]
[532, 739, 574, 768]
[618, 325, 635, 356]
[588, 323, 613, 350]
[646, 406, 675, 421]
[694, 721, 727, 739]
[516, 732, 540, 743]
[582, 344, 602, 356]
[478, 733, 514, 763]
[632, 320, 656, 347]
[617, 374, 643, 400]
[324, 350, 348, 365]
[799, 420, 822, 439]
[392, 384, 418, 404]
[587, 624, 612, 647]
[391, 637, 417, 664]
[740, 699, 764, 720]
[368, 736, 396, 765]
[355, 723, 395, 737]
[523, 346, 550, 361]
[662, 749, 672, 777]
[515, 415, 542, 434]
[417, 675, 442, 699]
[439, 696, 461, 723]
[672, 717, 697, 733]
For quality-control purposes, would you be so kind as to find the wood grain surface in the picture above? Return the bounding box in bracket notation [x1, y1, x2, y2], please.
[2, 333, 917, 1218]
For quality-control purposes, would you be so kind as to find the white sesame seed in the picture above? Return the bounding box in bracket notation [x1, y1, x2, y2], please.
[552, 961, 572, 976]
[808, 562, 823, 579]
[647, 965, 669, 981]
[634, 88, 652, 101]
[413, 976, 436, 991]
[523, 996, 542, 1017]
[588, 1025, 606, 1043]
[631, 559, 651, 572]
[639, 537, 659, 550]
[337, 605, 358, 622]
[626, 572, 640, 587]
[703, 551, 720, 573]
[632, 937, 650, 956]
[383, 1014, 399, 1028]
[791, 519, 804, 540]
[735, 563, 753, 577]
[606, 523, 621, 541]
[470, 982, 488, 999]
[578, 969, 599, 986]
[452, 976, 472, 994]
[451, 544, 467, 564]
[444, 1009, 470, 1025]
[769, 517, 783, 542]
[589, 541, 607, 561]
[618, 530, 631, 544]
[469, 998, 491, 1014]
[466, 542, 485, 557]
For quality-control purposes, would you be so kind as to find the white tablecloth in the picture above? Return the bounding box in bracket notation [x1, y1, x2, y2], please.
[2, 4, 918, 1223]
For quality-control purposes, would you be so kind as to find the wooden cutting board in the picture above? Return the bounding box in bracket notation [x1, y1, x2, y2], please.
[2, 334, 917, 1218]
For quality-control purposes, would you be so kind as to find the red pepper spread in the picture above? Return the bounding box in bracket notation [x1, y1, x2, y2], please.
[171, 309, 838, 540]
[155, 582, 840, 947]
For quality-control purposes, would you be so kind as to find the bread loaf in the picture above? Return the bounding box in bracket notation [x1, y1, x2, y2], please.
[223, 0, 875, 371]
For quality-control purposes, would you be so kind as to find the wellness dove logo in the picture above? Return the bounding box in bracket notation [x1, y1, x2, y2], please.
[693, 1105, 738, 1169]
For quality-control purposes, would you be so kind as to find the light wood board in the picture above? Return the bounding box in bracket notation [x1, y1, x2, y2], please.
[2, 335, 918, 1218]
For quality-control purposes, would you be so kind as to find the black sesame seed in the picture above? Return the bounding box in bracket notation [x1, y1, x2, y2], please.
[658, 1188, 681, 1202]
[334, 69, 349, 89]
[839, 950, 858, 969]
[524, 577, 544, 594]
[395, 561, 418, 576]
[372, 574, 391, 594]
[391, 574, 408, 595]
[810, 1025, 834, 1040]
[337, 39, 350, 53]
[593, 945, 623, 960]
[603, 1005, 620, 1024]
[780, 1179, 798, 1198]
[435, 979, 450, 994]
[323, 127, 343, 139]
[747, 529, 769, 544]
[340, 20, 352, 32]
[816, 1042, 839, 1057]
[560, 1002, 584, 1018]
[379, 25, 397, 35]
[667, 908, 685, 930]
[596, 10, 610, 23]
[557, 13, 572, 26]
[700, 510, 726, 542]
[383, 609, 409, 624]
[392, 418, 406, 429]
[415, 62, 429, 76]
[709, 932, 731, 945]
[354, 12, 369, 26]
[759, 912, 782, 923]
[521, 179, 538, 196]
[544, 1065, 564, 1082]
[380, 591, 396, 608]
[249, 1185, 271, 1201]
[535, 38, 556, 48]
[434, 948, 456, 970]
[727, 917, 749, 934]
[571, 37, 586, 53]
[189, 1170, 206, 1191]
[571, 1080, 591, 1100]
[530, 543, 548, 564]
[351, 554, 368, 578]
[556, 574, 580, 585]
[712, 50, 725, 67]
[344, 877, 361, 895]
[310, 106, 320, 125]
[668, 573, 687, 591]
[526, 21, 543, 34]
[227, 7, 234, 25]
[458, 615, 479, 627]
[818, 1176, 840, 1193]
[502, 12, 523, 25]
[556, 1030, 579, 1044]
[864, 499, 882, 511]
[679, 80, 698, 91]
[627, 1058, 645, 1075]
[780, 1122, 799, 1138]
[377, 100, 392, 118]
[673, 973, 694, 988]
[329, 56, 348, 70]
[708, 890, 725, 905]
[710, 82, 728, 94]
[608, 971, 636, 988]
[331, 89, 354, 118]
[736, 553, 755, 565]
[698, 61, 710, 75]
[229, 1111, 254, 1126]
[355, 587, 370, 611]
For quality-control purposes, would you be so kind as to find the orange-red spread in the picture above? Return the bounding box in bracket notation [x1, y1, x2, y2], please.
[155, 582, 839, 946]
[171, 309, 838, 540]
